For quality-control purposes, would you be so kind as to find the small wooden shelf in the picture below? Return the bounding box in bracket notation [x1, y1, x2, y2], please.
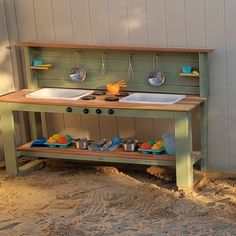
[17, 142, 201, 166]
[179, 73, 199, 78]
[30, 64, 52, 70]
[16, 42, 214, 53]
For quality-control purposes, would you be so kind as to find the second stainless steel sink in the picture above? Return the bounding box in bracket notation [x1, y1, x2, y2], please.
[119, 93, 186, 104]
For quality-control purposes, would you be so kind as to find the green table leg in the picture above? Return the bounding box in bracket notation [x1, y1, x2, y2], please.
[175, 112, 193, 189]
[0, 103, 18, 174]
[200, 102, 208, 170]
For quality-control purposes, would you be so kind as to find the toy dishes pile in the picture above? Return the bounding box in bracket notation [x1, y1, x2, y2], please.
[138, 140, 165, 155]
[46, 134, 73, 148]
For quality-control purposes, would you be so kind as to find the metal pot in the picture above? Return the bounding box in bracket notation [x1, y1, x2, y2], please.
[75, 138, 92, 150]
[122, 139, 139, 152]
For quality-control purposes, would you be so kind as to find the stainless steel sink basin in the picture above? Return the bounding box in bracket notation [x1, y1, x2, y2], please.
[25, 88, 93, 100]
[119, 93, 186, 104]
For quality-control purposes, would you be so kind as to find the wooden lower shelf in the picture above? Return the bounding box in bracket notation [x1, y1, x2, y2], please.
[16, 143, 201, 167]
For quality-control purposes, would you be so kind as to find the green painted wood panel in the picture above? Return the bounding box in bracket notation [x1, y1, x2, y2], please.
[17, 151, 175, 167]
[175, 112, 193, 188]
[29, 47, 200, 95]
[0, 103, 18, 174]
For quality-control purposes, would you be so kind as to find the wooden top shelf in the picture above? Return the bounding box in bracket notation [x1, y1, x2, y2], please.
[179, 73, 199, 78]
[0, 89, 205, 112]
[16, 42, 214, 53]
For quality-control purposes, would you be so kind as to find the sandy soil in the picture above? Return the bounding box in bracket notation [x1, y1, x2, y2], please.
[0, 162, 235, 236]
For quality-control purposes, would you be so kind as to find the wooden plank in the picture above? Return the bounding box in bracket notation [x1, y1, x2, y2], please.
[17, 143, 175, 161]
[71, 0, 92, 44]
[108, 0, 129, 45]
[146, 0, 167, 46]
[166, 0, 186, 47]
[51, 0, 73, 43]
[16, 42, 214, 53]
[185, 0, 206, 47]
[205, 0, 229, 169]
[14, 0, 37, 41]
[0, 90, 204, 112]
[18, 160, 44, 176]
[225, 0, 236, 169]
[89, 0, 110, 44]
[175, 112, 193, 189]
[0, 103, 18, 174]
[33, 0, 55, 42]
[199, 53, 209, 97]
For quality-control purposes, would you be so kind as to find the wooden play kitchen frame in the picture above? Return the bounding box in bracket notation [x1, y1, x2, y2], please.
[0, 42, 213, 190]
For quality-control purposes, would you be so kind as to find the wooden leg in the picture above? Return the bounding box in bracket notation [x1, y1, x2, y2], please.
[175, 112, 193, 189]
[0, 103, 18, 174]
[200, 102, 208, 171]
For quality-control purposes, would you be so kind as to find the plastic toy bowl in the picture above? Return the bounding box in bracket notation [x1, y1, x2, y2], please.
[182, 66, 193, 74]
[162, 133, 175, 155]
[106, 83, 120, 94]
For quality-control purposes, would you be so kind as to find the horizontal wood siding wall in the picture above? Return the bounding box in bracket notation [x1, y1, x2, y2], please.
[4, 0, 236, 169]
[33, 48, 199, 94]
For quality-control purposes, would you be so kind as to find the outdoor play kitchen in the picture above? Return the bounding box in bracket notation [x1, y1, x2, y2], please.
[0, 42, 213, 190]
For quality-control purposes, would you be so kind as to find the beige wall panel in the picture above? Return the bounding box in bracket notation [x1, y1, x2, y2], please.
[71, 0, 92, 44]
[14, 0, 37, 41]
[153, 119, 173, 140]
[135, 118, 154, 142]
[63, 114, 83, 139]
[185, 0, 205, 151]
[99, 116, 117, 139]
[165, 0, 186, 47]
[81, 114, 100, 141]
[205, 0, 229, 169]
[127, 0, 148, 46]
[225, 0, 236, 168]
[51, 0, 73, 43]
[34, 0, 55, 42]
[185, 0, 206, 47]
[108, 0, 129, 45]
[45, 113, 65, 136]
[146, 0, 167, 46]
[0, 0, 14, 95]
[89, 0, 110, 44]
[117, 117, 135, 139]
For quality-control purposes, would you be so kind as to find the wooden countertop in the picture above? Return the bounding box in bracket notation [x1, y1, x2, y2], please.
[0, 89, 205, 112]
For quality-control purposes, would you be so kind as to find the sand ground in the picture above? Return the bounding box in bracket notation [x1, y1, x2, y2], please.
[0, 161, 235, 236]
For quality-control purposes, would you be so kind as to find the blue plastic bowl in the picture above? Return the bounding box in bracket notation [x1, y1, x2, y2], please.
[182, 66, 193, 74]
[162, 133, 176, 155]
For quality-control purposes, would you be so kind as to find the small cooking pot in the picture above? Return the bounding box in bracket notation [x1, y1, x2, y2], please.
[75, 138, 92, 150]
[122, 139, 139, 152]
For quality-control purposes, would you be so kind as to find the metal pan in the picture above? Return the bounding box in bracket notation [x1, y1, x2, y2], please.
[70, 65, 86, 82]
[148, 55, 165, 87]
